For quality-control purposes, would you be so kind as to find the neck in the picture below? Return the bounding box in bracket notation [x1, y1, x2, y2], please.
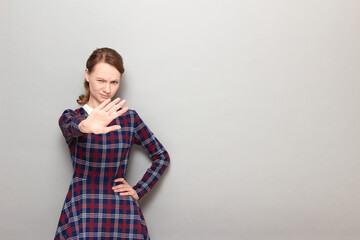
[87, 96, 101, 109]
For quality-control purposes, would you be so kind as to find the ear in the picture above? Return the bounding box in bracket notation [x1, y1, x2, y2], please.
[85, 68, 90, 82]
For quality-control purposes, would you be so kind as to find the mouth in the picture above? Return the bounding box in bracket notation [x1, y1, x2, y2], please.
[100, 94, 109, 99]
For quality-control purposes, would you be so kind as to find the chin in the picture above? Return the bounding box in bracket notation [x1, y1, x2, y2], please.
[98, 95, 111, 101]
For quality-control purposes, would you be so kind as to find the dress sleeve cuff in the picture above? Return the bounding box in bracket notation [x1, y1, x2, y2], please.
[133, 186, 146, 200]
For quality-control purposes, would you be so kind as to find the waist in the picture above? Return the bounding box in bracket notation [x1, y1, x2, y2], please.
[73, 173, 125, 185]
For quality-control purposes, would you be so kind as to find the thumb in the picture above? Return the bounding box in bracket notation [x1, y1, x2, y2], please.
[104, 125, 121, 133]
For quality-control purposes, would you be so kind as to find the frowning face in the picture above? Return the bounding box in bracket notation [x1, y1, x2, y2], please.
[85, 62, 121, 108]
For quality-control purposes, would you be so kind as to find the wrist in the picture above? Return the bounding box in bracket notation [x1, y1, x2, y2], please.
[132, 189, 140, 201]
[79, 119, 90, 133]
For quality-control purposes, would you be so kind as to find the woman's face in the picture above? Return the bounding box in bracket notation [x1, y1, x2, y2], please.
[85, 62, 121, 107]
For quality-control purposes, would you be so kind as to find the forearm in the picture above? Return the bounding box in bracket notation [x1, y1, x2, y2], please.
[133, 149, 170, 199]
[59, 109, 86, 144]
[131, 109, 171, 200]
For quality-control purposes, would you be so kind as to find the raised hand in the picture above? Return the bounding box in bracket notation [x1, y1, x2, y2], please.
[79, 98, 129, 134]
[112, 178, 139, 201]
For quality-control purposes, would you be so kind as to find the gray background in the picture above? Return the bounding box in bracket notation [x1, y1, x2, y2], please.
[1, 0, 360, 239]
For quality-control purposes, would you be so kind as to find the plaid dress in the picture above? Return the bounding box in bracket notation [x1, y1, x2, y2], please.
[54, 106, 170, 240]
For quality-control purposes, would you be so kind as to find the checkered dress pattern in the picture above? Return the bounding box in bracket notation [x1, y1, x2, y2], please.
[54, 107, 170, 240]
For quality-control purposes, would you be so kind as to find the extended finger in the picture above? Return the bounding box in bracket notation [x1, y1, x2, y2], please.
[113, 178, 130, 186]
[113, 186, 132, 192]
[112, 185, 130, 190]
[109, 99, 127, 115]
[119, 192, 129, 196]
[113, 186, 132, 193]
[119, 190, 135, 196]
[102, 125, 121, 134]
[103, 98, 121, 112]
[114, 178, 126, 183]
[112, 106, 129, 120]
[112, 182, 130, 188]
[96, 98, 111, 110]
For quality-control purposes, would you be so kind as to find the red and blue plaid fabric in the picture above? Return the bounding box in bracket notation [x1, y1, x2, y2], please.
[54, 107, 170, 240]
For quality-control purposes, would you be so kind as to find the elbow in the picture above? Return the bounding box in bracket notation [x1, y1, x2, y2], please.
[164, 150, 170, 168]
[153, 148, 170, 171]
[165, 152, 170, 166]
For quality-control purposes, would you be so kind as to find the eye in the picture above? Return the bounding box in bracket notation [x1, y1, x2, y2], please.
[111, 81, 119, 84]
[97, 79, 104, 82]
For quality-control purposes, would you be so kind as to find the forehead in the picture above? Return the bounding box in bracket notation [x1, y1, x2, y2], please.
[91, 62, 121, 79]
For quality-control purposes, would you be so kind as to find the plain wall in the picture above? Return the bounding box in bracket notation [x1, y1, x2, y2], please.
[1, 0, 360, 239]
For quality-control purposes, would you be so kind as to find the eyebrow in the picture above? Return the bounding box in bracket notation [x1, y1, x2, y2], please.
[96, 77, 120, 81]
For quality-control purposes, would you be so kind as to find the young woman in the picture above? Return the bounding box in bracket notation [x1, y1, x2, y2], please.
[54, 47, 170, 240]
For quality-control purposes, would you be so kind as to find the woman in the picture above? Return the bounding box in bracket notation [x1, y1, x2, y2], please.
[54, 47, 170, 240]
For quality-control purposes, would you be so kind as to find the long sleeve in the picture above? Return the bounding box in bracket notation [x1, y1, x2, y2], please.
[58, 109, 86, 145]
[132, 110, 170, 200]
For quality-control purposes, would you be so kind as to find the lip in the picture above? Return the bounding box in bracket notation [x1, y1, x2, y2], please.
[100, 94, 109, 99]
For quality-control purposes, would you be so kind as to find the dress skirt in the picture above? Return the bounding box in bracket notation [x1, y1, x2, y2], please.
[54, 176, 149, 240]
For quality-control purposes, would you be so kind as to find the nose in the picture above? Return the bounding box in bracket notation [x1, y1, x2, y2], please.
[104, 83, 111, 94]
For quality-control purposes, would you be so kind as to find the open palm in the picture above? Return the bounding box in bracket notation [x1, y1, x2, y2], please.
[80, 98, 128, 134]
